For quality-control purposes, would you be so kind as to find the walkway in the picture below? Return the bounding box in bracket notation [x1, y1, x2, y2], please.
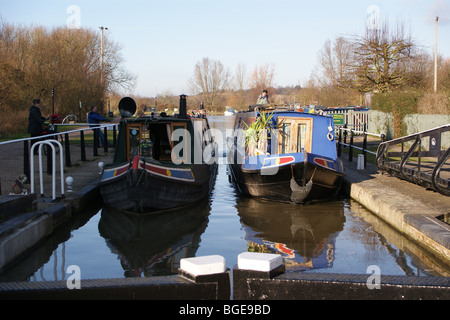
[0, 136, 113, 198]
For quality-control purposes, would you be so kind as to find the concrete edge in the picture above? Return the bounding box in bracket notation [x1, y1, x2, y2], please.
[0, 272, 231, 300]
[241, 272, 450, 300]
[0, 182, 99, 272]
[342, 169, 450, 265]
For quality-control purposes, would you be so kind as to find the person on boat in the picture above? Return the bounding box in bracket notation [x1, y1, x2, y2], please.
[256, 90, 269, 104]
[88, 106, 108, 147]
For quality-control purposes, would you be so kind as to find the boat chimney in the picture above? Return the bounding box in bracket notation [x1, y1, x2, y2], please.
[179, 94, 188, 119]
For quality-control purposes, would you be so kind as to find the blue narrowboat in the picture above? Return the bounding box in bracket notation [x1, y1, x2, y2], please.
[227, 105, 344, 204]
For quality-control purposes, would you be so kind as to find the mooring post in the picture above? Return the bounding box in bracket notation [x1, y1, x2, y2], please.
[233, 252, 285, 300]
[179, 255, 230, 300]
[80, 130, 86, 161]
[65, 133, 71, 167]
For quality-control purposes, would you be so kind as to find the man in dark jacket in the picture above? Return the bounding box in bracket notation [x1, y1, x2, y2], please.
[28, 99, 46, 153]
[88, 106, 108, 147]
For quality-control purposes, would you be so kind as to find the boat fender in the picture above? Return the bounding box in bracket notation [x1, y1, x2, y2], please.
[327, 125, 334, 141]
[327, 132, 334, 141]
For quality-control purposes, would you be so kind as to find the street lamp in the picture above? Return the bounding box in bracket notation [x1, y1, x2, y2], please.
[434, 17, 438, 93]
[99, 26, 109, 86]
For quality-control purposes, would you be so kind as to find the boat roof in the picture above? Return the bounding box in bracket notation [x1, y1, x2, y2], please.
[240, 105, 333, 119]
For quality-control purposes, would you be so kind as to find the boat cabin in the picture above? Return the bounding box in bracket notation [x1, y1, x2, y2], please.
[235, 108, 336, 160]
[113, 116, 213, 165]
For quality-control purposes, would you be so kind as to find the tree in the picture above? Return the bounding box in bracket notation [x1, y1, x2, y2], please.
[0, 22, 136, 136]
[250, 63, 275, 93]
[232, 62, 248, 107]
[188, 57, 231, 109]
[351, 21, 415, 93]
[317, 37, 354, 89]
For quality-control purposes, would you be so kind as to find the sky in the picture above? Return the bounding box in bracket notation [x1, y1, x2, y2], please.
[1, 0, 449, 97]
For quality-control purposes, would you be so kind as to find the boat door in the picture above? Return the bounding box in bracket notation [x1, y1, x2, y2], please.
[127, 123, 141, 161]
[275, 117, 313, 154]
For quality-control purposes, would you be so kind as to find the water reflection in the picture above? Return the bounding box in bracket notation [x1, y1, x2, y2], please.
[0, 203, 102, 282]
[237, 198, 345, 271]
[98, 201, 211, 277]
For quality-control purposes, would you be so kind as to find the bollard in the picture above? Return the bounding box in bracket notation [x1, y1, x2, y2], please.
[179, 255, 230, 300]
[180, 255, 226, 276]
[233, 252, 285, 300]
[80, 131, 86, 161]
[237, 252, 283, 272]
[357, 154, 365, 170]
[66, 176, 73, 192]
[65, 133, 72, 167]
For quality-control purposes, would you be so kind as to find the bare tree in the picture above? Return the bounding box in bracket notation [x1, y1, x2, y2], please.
[233, 62, 248, 107]
[351, 20, 415, 93]
[188, 57, 231, 109]
[0, 22, 136, 136]
[317, 37, 354, 89]
[250, 63, 275, 93]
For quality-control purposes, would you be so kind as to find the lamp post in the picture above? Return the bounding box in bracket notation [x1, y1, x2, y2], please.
[99, 26, 108, 111]
[99, 26, 108, 86]
[434, 17, 438, 93]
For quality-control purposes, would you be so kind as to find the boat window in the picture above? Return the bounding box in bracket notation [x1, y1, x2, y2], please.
[281, 123, 291, 154]
[297, 123, 307, 152]
[277, 117, 313, 154]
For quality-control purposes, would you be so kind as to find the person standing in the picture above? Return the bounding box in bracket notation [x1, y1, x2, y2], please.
[28, 99, 46, 153]
[88, 106, 109, 147]
[257, 90, 269, 104]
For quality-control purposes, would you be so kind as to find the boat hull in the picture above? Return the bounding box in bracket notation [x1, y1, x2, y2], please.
[100, 160, 217, 213]
[228, 157, 344, 204]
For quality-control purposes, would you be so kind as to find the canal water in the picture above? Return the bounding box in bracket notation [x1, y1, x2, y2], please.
[1, 116, 449, 283]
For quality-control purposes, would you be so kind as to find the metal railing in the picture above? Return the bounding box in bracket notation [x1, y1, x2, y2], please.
[30, 140, 65, 201]
[376, 124, 450, 196]
[337, 124, 386, 167]
[0, 123, 118, 197]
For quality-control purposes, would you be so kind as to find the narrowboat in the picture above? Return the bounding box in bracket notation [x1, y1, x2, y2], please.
[99, 95, 218, 213]
[227, 105, 344, 204]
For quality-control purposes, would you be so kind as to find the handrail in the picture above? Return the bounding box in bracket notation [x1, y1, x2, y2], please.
[0, 123, 117, 146]
[337, 124, 386, 166]
[431, 147, 450, 196]
[30, 140, 64, 201]
[399, 135, 420, 181]
[338, 126, 385, 138]
[376, 124, 450, 196]
[0, 123, 118, 185]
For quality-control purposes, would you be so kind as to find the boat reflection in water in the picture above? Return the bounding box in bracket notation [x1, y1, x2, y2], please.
[98, 201, 211, 277]
[237, 198, 345, 271]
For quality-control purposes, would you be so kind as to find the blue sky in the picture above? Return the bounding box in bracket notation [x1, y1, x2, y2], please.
[1, 0, 449, 97]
